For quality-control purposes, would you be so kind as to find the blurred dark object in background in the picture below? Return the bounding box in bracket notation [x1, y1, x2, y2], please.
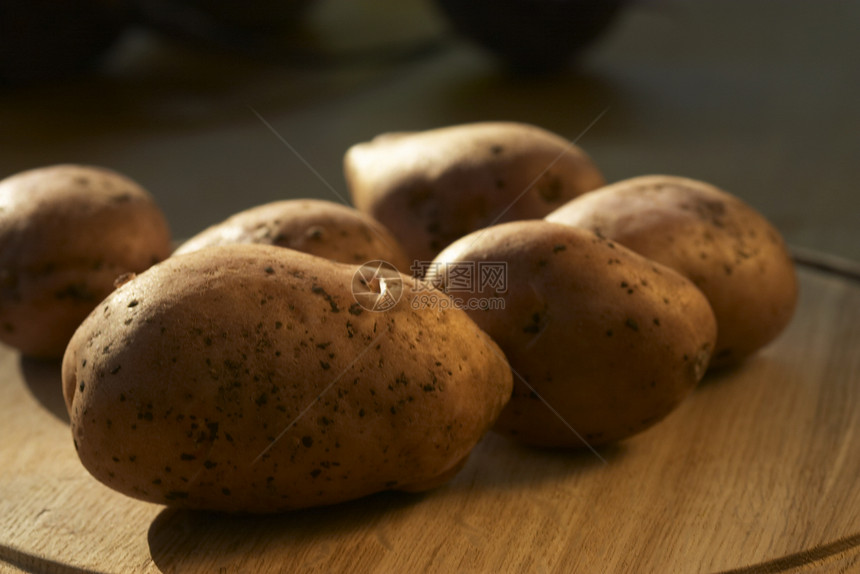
[132, 0, 441, 70]
[0, 0, 132, 85]
[132, 0, 315, 47]
[0, 0, 624, 86]
[0, 0, 317, 86]
[432, 0, 627, 73]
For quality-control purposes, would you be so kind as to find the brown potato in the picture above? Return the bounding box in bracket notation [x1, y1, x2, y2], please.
[62, 244, 512, 512]
[546, 175, 798, 367]
[429, 221, 717, 448]
[344, 122, 605, 264]
[0, 164, 171, 358]
[175, 199, 411, 272]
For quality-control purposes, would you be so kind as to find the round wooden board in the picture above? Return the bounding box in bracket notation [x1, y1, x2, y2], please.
[1, 266, 858, 573]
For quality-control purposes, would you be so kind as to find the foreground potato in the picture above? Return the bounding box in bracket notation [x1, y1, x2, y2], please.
[174, 199, 410, 271]
[0, 164, 171, 358]
[62, 244, 512, 512]
[546, 175, 798, 367]
[430, 221, 717, 448]
[345, 122, 605, 263]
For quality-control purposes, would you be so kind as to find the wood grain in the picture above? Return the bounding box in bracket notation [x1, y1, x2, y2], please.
[1, 265, 858, 573]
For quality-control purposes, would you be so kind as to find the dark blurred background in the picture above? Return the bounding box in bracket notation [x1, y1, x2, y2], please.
[1, 0, 858, 260]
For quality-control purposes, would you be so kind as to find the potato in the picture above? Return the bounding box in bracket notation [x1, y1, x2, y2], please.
[0, 164, 171, 358]
[344, 122, 605, 264]
[62, 244, 512, 512]
[175, 199, 411, 272]
[429, 221, 717, 448]
[546, 175, 798, 367]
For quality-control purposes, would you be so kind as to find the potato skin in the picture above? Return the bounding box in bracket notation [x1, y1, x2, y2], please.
[62, 244, 512, 513]
[174, 199, 411, 272]
[344, 122, 605, 264]
[0, 164, 171, 358]
[546, 175, 798, 367]
[430, 221, 717, 448]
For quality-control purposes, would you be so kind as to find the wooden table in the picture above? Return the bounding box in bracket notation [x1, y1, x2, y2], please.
[2, 0, 859, 571]
[1, 263, 859, 573]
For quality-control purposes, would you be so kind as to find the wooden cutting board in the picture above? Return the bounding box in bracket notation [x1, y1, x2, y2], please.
[1, 264, 858, 574]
